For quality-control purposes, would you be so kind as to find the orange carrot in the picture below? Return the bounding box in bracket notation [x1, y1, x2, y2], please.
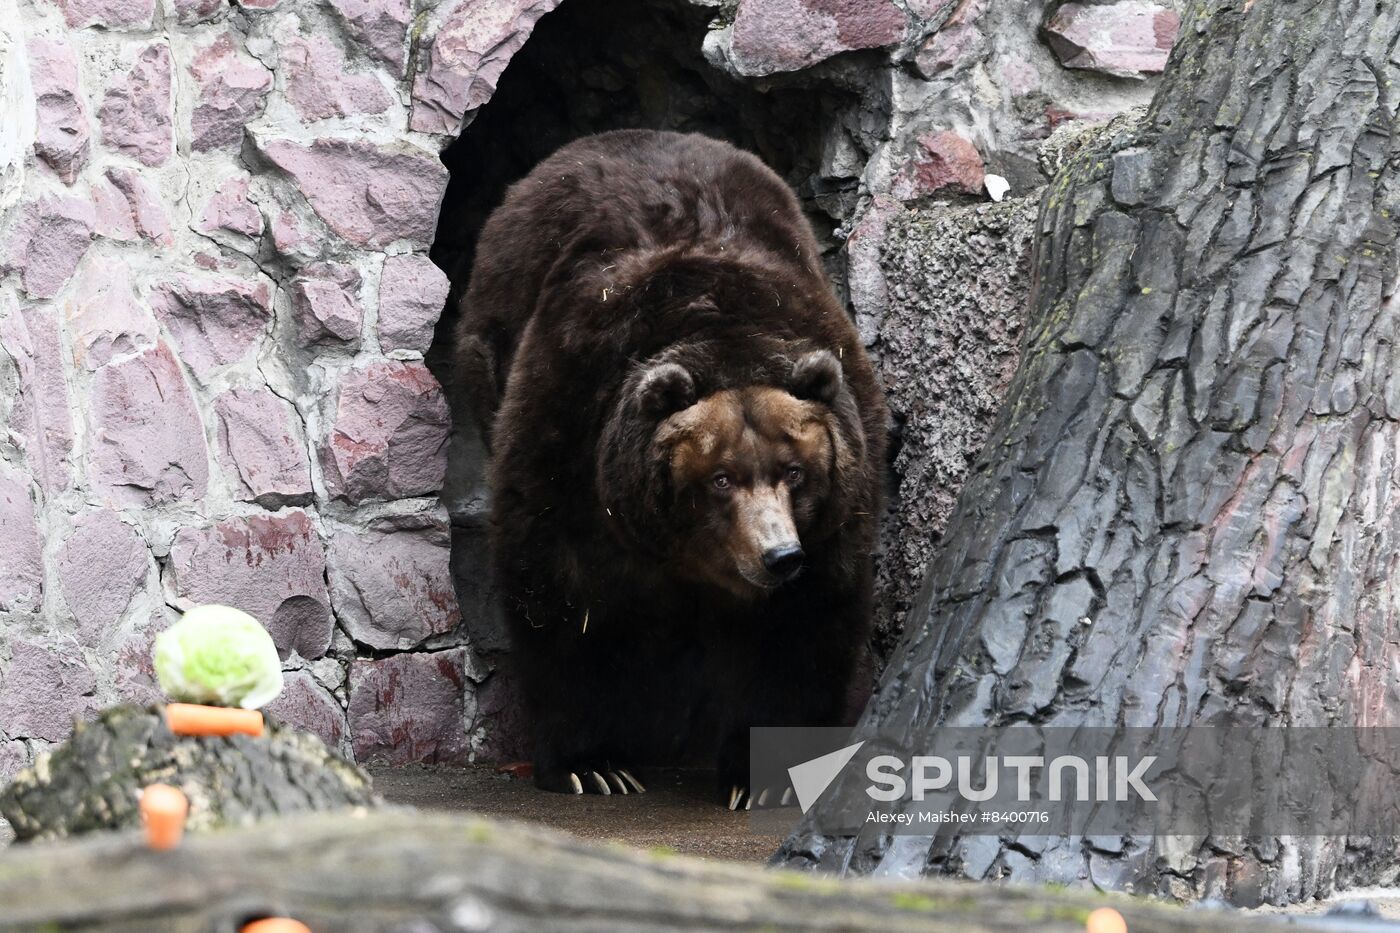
[166, 703, 264, 738]
[140, 784, 189, 851]
[241, 920, 312, 933]
[1086, 907, 1127, 933]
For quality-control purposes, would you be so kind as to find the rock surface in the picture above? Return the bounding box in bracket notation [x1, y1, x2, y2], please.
[722, 0, 907, 77]
[328, 514, 459, 650]
[167, 511, 333, 661]
[86, 343, 209, 507]
[28, 38, 89, 183]
[212, 385, 312, 504]
[258, 138, 447, 247]
[149, 273, 272, 379]
[290, 262, 362, 348]
[55, 509, 150, 640]
[0, 642, 97, 743]
[188, 33, 272, 151]
[2, 193, 94, 299]
[410, 0, 562, 135]
[1042, 1, 1180, 78]
[348, 649, 472, 764]
[378, 253, 451, 353]
[0, 464, 43, 614]
[870, 197, 1036, 655]
[320, 360, 451, 503]
[97, 43, 172, 167]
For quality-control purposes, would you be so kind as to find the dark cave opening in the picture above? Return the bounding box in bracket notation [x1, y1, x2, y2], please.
[422, 0, 863, 759]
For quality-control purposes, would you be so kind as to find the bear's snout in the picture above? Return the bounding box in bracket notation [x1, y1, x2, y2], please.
[762, 544, 804, 581]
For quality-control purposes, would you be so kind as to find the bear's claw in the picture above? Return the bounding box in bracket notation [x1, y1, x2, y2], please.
[725, 783, 796, 811]
[545, 765, 647, 796]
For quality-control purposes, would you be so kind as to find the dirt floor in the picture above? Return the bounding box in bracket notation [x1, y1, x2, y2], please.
[368, 763, 783, 863]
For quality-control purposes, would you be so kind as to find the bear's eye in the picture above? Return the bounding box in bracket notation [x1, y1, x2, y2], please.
[783, 465, 805, 486]
[712, 472, 732, 491]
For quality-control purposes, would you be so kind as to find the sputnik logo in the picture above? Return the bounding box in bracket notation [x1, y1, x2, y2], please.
[787, 741, 865, 813]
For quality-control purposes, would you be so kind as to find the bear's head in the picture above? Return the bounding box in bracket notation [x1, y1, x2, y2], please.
[598, 349, 867, 599]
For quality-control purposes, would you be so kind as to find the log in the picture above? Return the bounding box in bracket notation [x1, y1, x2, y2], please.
[0, 809, 1337, 932]
[0, 706, 376, 841]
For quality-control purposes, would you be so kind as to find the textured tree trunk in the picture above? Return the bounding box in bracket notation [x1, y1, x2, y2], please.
[0, 810, 1324, 932]
[776, 0, 1400, 907]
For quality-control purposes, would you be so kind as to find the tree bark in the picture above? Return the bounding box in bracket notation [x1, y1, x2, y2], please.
[776, 0, 1400, 907]
[0, 809, 1326, 932]
[0, 707, 376, 842]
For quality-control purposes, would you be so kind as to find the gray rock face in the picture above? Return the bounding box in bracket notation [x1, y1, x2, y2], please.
[869, 196, 1038, 654]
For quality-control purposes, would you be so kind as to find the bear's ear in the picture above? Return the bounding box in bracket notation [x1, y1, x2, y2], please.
[790, 350, 843, 405]
[636, 362, 696, 419]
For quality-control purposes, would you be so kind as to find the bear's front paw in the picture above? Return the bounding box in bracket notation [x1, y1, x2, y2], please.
[536, 764, 646, 796]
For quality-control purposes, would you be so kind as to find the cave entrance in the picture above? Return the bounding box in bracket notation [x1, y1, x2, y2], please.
[423, 0, 856, 759]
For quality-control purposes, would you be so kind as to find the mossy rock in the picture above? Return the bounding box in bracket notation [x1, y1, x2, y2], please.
[0, 705, 378, 842]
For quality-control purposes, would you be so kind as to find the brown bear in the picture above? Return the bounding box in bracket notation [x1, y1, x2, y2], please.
[454, 129, 886, 805]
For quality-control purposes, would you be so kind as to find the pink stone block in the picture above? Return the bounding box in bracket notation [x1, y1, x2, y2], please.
[87, 342, 209, 506]
[0, 462, 43, 613]
[259, 137, 447, 247]
[290, 262, 362, 348]
[328, 0, 410, 71]
[264, 670, 347, 750]
[99, 43, 173, 167]
[2, 193, 94, 299]
[171, 0, 224, 23]
[196, 174, 264, 239]
[1043, 1, 1180, 79]
[0, 642, 97, 743]
[167, 510, 333, 660]
[914, 23, 984, 77]
[102, 167, 173, 246]
[55, 0, 155, 29]
[29, 38, 90, 184]
[328, 514, 459, 649]
[149, 272, 273, 378]
[91, 175, 137, 241]
[891, 130, 986, 200]
[283, 34, 393, 122]
[378, 253, 449, 354]
[56, 509, 150, 640]
[213, 384, 312, 504]
[727, 0, 907, 77]
[0, 305, 75, 490]
[409, 0, 560, 135]
[320, 359, 450, 503]
[113, 607, 172, 706]
[65, 255, 158, 370]
[0, 741, 29, 782]
[189, 34, 272, 151]
[348, 649, 470, 764]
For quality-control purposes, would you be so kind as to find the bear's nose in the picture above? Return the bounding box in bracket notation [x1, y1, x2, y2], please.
[762, 544, 804, 581]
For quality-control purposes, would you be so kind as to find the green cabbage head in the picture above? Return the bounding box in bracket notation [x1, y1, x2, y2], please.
[153, 605, 284, 709]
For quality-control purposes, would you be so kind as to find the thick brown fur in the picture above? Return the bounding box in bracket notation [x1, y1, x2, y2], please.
[454, 129, 887, 798]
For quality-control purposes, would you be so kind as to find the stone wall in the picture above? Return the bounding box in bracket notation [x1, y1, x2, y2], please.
[0, 0, 565, 782]
[0, 0, 1176, 786]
